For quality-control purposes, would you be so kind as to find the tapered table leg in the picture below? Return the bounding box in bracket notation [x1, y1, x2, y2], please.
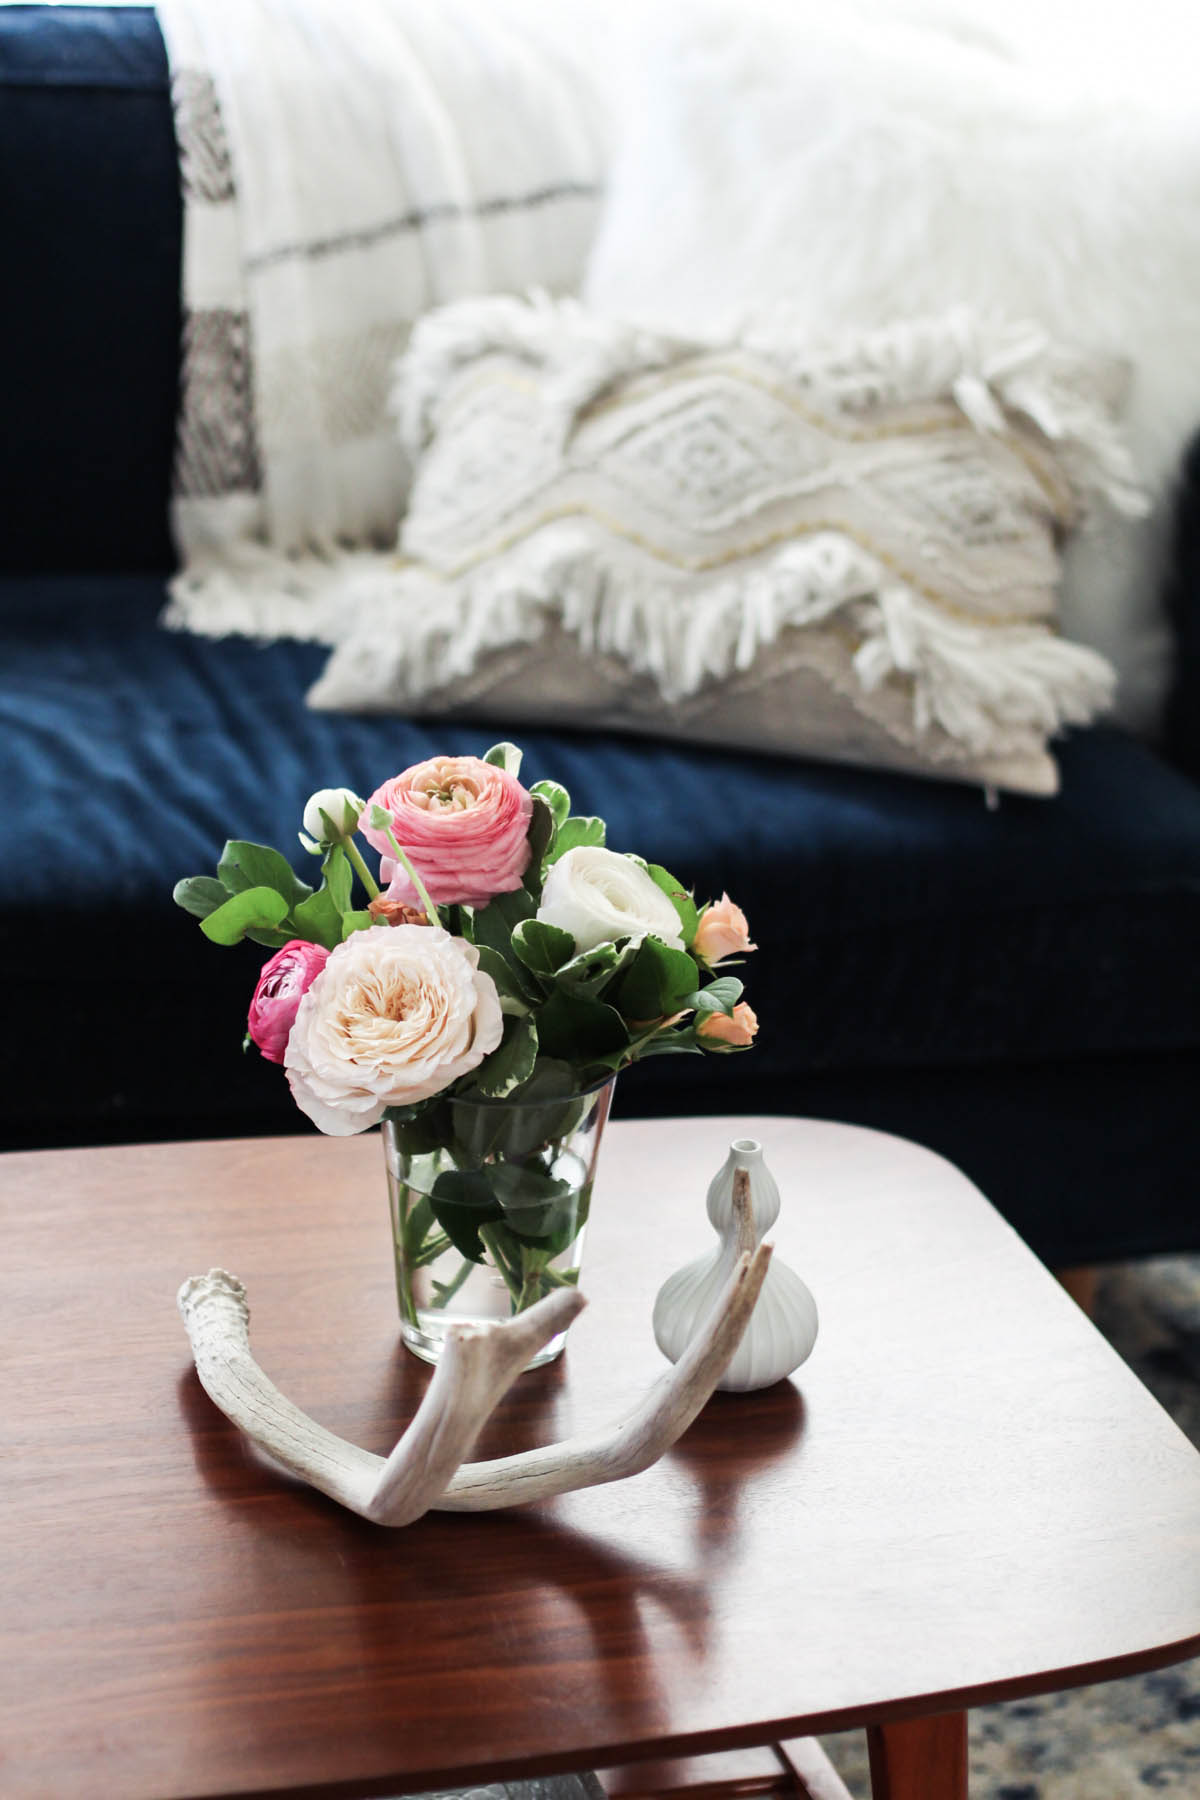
[867, 1711, 968, 1799]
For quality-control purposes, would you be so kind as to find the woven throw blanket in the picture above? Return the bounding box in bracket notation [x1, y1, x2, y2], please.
[156, 0, 604, 624]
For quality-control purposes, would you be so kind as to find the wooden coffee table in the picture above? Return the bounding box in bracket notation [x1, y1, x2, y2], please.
[2, 1117, 1198, 1800]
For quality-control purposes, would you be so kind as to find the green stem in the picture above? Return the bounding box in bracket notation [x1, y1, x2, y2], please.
[478, 1224, 524, 1307]
[410, 1229, 453, 1269]
[430, 1256, 476, 1308]
[345, 836, 381, 901]
[380, 823, 440, 928]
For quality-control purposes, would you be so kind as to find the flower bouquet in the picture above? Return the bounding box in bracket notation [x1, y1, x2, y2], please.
[175, 743, 756, 1364]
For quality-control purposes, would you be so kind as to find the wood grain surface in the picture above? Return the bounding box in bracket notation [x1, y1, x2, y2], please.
[1, 1117, 1198, 1800]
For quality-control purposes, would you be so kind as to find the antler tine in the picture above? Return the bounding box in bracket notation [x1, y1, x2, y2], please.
[179, 1270, 383, 1514]
[178, 1271, 582, 1525]
[437, 1241, 773, 1512]
[367, 1286, 585, 1525]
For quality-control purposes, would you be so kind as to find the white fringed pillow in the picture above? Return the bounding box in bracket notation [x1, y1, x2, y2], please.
[308, 294, 1143, 796]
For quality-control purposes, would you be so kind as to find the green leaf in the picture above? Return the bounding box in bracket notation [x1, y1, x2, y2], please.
[511, 917, 576, 978]
[341, 910, 374, 939]
[553, 935, 642, 1001]
[173, 875, 229, 921]
[545, 815, 605, 865]
[449, 1059, 589, 1161]
[612, 937, 703, 1022]
[287, 844, 359, 949]
[629, 1032, 704, 1061]
[645, 862, 700, 947]
[388, 1113, 446, 1160]
[292, 885, 345, 950]
[530, 779, 571, 829]
[512, 1057, 581, 1104]
[534, 988, 630, 1064]
[685, 975, 745, 1017]
[522, 795, 556, 899]
[217, 841, 313, 911]
[470, 887, 536, 973]
[246, 926, 297, 950]
[199, 886, 290, 946]
[474, 944, 536, 1014]
[491, 1163, 579, 1245]
[428, 1169, 502, 1261]
[321, 842, 352, 914]
[369, 803, 393, 832]
[467, 1015, 539, 1099]
[484, 741, 523, 776]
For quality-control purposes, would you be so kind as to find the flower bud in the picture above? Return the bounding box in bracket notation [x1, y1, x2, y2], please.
[697, 1001, 759, 1048]
[301, 787, 365, 850]
[693, 894, 755, 966]
[368, 895, 431, 927]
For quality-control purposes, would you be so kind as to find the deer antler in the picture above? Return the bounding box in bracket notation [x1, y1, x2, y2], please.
[178, 1233, 771, 1528]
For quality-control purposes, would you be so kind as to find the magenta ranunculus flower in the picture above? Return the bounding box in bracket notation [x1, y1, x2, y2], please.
[360, 754, 534, 909]
[247, 939, 331, 1064]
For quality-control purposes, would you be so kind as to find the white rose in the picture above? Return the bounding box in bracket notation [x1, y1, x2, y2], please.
[301, 786, 365, 848]
[284, 925, 503, 1135]
[537, 847, 685, 953]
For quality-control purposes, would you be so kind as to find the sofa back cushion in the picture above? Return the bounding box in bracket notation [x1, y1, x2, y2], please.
[0, 5, 180, 574]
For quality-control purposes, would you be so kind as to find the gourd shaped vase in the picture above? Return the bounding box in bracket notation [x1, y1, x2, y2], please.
[653, 1138, 818, 1392]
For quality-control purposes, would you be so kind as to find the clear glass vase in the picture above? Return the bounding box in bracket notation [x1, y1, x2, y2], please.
[383, 1076, 615, 1369]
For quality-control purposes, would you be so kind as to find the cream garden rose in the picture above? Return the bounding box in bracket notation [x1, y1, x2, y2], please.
[537, 846, 685, 953]
[284, 925, 503, 1135]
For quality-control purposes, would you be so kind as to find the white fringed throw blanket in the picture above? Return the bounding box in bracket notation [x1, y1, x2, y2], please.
[155, 0, 605, 631]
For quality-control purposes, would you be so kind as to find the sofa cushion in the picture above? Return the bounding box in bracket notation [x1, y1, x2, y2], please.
[4, 574, 1200, 1132]
[0, 6, 180, 573]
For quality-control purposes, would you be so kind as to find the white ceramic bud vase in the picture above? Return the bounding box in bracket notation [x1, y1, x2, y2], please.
[653, 1138, 818, 1392]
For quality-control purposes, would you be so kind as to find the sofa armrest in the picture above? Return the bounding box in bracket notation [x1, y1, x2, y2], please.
[0, 4, 181, 575]
[1164, 429, 1200, 785]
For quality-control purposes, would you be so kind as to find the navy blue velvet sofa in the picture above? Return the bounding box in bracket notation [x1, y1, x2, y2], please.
[3, 4, 1199, 1270]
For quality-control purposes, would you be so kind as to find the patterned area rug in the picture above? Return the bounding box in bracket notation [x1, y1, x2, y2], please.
[411, 1258, 1200, 1800]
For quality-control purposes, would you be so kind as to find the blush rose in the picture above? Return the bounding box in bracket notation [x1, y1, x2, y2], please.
[247, 939, 331, 1064]
[284, 925, 503, 1134]
[360, 755, 533, 909]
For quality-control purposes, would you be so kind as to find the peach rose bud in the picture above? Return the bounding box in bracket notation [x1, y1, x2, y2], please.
[368, 896, 430, 927]
[698, 1001, 759, 1048]
[693, 894, 756, 966]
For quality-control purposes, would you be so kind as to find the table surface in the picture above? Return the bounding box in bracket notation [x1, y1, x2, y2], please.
[2, 1117, 1199, 1800]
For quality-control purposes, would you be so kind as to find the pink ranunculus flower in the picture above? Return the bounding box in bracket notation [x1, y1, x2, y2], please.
[247, 940, 331, 1065]
[361, 755, 534, 909]
[284, 925, 503, 1135]
[697, 1001, 759, 1048]
[693, 894, 756, 967]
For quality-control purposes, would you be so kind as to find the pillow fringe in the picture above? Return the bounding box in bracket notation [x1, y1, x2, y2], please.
[307, 523, 1116, 759]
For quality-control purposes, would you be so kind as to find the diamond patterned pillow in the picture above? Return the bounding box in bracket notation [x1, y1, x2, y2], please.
[308, 295, 1143, 795]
